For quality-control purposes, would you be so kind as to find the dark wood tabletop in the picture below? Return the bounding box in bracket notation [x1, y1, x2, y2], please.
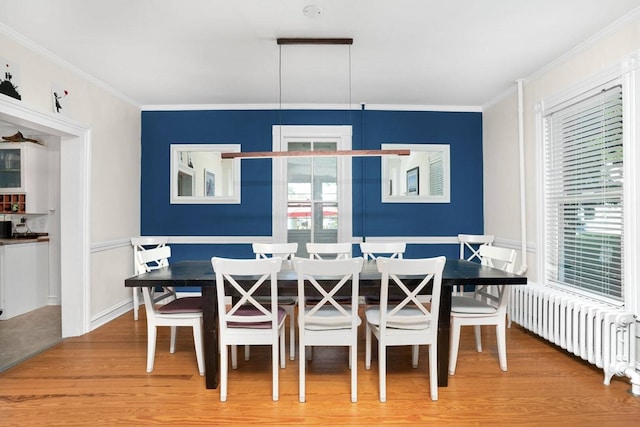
[126, 258, 527, 389]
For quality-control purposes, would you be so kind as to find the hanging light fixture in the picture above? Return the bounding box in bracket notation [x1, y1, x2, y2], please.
[222, 38, 409, 159]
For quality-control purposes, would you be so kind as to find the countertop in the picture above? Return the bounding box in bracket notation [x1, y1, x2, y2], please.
[0, 234, 49, 245]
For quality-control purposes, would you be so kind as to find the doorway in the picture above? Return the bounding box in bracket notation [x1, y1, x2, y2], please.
[272, 125, 352, 255]
[0, 97, 90, 338]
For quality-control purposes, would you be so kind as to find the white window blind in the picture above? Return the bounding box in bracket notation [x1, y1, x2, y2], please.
[543, 84, 624, 300]
[429, 152, 444, 196]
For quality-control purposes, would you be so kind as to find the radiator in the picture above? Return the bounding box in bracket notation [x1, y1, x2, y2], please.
[509, 284, 639, 394]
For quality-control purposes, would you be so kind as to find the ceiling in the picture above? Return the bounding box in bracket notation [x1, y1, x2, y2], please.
[0, 0, 639, 108]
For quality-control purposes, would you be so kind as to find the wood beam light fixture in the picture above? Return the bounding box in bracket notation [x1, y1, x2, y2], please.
[221, 149, 410, 159]
[223, 37, 378, 160]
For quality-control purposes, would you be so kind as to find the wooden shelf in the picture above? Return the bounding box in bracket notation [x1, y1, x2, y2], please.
[0, 193, 26, 213]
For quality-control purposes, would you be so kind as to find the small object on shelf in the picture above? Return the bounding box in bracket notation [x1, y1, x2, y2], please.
[11, 202, 19, 212]
[2, 131, 39, 144]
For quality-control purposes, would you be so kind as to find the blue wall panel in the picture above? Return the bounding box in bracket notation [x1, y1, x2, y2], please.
[141, 108, 483, 257]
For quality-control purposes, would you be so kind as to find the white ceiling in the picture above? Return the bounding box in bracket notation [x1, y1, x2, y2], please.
[0, 0, 639, 108]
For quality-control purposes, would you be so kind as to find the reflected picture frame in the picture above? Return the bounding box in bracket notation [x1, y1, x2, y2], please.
[406, 166, 419, 195]
[204, 170, 215, 197]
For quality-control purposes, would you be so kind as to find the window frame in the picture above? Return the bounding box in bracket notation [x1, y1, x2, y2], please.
[535, 50, 640, 310]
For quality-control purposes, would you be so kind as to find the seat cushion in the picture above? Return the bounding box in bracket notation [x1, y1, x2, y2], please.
[451, 296, 497, 314]
[303, 306, 362, 330]
[157, 296, 201, 313]
[255, 296, 297, 305]
[227, 306, 287, 328]
[365, 306, 431, 330]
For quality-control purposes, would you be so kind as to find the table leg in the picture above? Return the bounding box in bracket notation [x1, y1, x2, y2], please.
[202, 287, 219, 389]
[437, 287, 452, 387]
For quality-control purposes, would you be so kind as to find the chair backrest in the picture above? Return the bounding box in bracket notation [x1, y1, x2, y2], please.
[252, 242, 298, 260]
[293, 257, 364, 329]
[131, 236, 169, 274]
[376, 256, 446, 332]
[306, 242, 351, 260]
[475, 245, 518, 313]
[458, 234, 494, 262]
[359, 241, 406, 260]
[136, 245, 171, 274]
[211, 257, 283, 334]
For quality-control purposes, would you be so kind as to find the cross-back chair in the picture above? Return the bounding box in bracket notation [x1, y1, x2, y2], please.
[364, 256, 446, 402]
[449, 244, 517, 375]
[293, 256, 364, 403]
[137, 245, 204, 376]
[211, 256, 286, 402]
[131, 236, 171, 320]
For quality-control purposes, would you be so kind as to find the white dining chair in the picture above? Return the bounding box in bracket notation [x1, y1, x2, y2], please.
[359, 241, 407, 305]
[365, 256, 446, 402]
[138, 246, 204, 376]
[456, 234, 494, 295]
[293, 256, 364, 403]
[211, 256, 286, 402]
[359, 241, 406, 260]
[131, 236, 170, 320]
[252, 242, 298, 361]
[306, 242, 351, 260]
[449, 244, 517, 375]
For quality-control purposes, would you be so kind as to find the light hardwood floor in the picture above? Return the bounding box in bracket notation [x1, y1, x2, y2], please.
[1, 308, 638, 426]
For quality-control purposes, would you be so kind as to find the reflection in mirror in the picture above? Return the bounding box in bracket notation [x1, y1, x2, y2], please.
[381, 143, 450, 203]
[170, 144, 241, 204]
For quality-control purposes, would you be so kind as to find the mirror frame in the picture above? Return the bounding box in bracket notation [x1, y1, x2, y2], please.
[170, 143, 241, 204]
[381, 143, 450, 203]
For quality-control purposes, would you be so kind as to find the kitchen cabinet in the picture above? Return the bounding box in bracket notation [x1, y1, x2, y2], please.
[0, 241, 50, 320]
[0, 142, 49, 213]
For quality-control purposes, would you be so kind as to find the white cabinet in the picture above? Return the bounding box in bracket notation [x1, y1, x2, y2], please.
[0, 142, 49, 213]
[0, 242, 50, 320]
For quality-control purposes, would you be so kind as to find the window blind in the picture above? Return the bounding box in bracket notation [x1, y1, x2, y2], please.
[543, 84, 624, 300]
[429, 153, 444, 196]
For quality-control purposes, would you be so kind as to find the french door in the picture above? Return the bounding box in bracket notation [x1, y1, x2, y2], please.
[272, 126, 352, 257]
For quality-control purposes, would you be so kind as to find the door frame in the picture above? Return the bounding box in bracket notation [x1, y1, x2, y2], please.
[0, 96, 91, 337]
[272, 125, 353, 245]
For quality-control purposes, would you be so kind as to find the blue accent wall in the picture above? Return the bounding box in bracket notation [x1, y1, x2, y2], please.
[141, 108, 483, 260]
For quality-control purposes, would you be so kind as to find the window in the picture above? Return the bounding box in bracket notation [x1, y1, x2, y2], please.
[542, 84, 624, 301]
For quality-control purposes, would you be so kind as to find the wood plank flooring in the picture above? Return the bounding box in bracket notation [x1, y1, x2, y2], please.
[1, 309, 639, 426]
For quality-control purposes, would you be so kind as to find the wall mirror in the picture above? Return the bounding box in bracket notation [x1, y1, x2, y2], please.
[381, 143, 450, 203]
[170, 144, 241, 204]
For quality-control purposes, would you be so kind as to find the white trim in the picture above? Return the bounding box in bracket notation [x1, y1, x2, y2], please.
[0, 95, 92, 338]
[0, 23, 139, 108]
[482, 7, 640, 111]
[167, 236, 273, 245]
[364, 236, 459, 245]
[272, 125, 353, 245]
[142, 103, 481, 112]
[535, 50, 639, 312]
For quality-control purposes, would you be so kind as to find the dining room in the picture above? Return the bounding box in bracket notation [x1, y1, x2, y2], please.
[1, 1, 640, 425]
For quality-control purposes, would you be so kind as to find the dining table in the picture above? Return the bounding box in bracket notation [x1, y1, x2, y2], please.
[125, 258, 527, 389]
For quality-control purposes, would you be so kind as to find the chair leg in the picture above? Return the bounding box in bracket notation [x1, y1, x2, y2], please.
[474, 325, 483, 352]
[448, 321, 461, 375]
[378, 341, 387, 403]
[280, 328, 286, 369]
[220, 343, 228, 402]
[299, 339, 306, 403]
[244, 344, 250, 361]
[272, 335, 280, 401]
[231, 345, 238, 370]
[133, 287, 140, 320]
[146, 325, 157, 373]
[350, 342, 358, 403]
[192, 322, 205, 376]
[288, 307, 296, 361]
[496, 322, 508, 371]
[428, 343, 438, 401]
[365, 323, 372, 370]
[411, 345, 419, 368]
[169, 326, 177, 353]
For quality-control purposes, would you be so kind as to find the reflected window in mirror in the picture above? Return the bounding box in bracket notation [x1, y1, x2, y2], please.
[381, 143, 450, 203]
[170, 144, 241, 204]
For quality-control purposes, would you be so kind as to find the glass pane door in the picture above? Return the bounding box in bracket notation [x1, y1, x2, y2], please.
[286, 140, 337, 258]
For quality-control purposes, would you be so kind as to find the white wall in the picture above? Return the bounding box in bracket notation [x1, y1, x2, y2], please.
[0, 29, 141, 324]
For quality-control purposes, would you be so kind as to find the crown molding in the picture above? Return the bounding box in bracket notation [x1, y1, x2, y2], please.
[0, 23, 140, 108]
